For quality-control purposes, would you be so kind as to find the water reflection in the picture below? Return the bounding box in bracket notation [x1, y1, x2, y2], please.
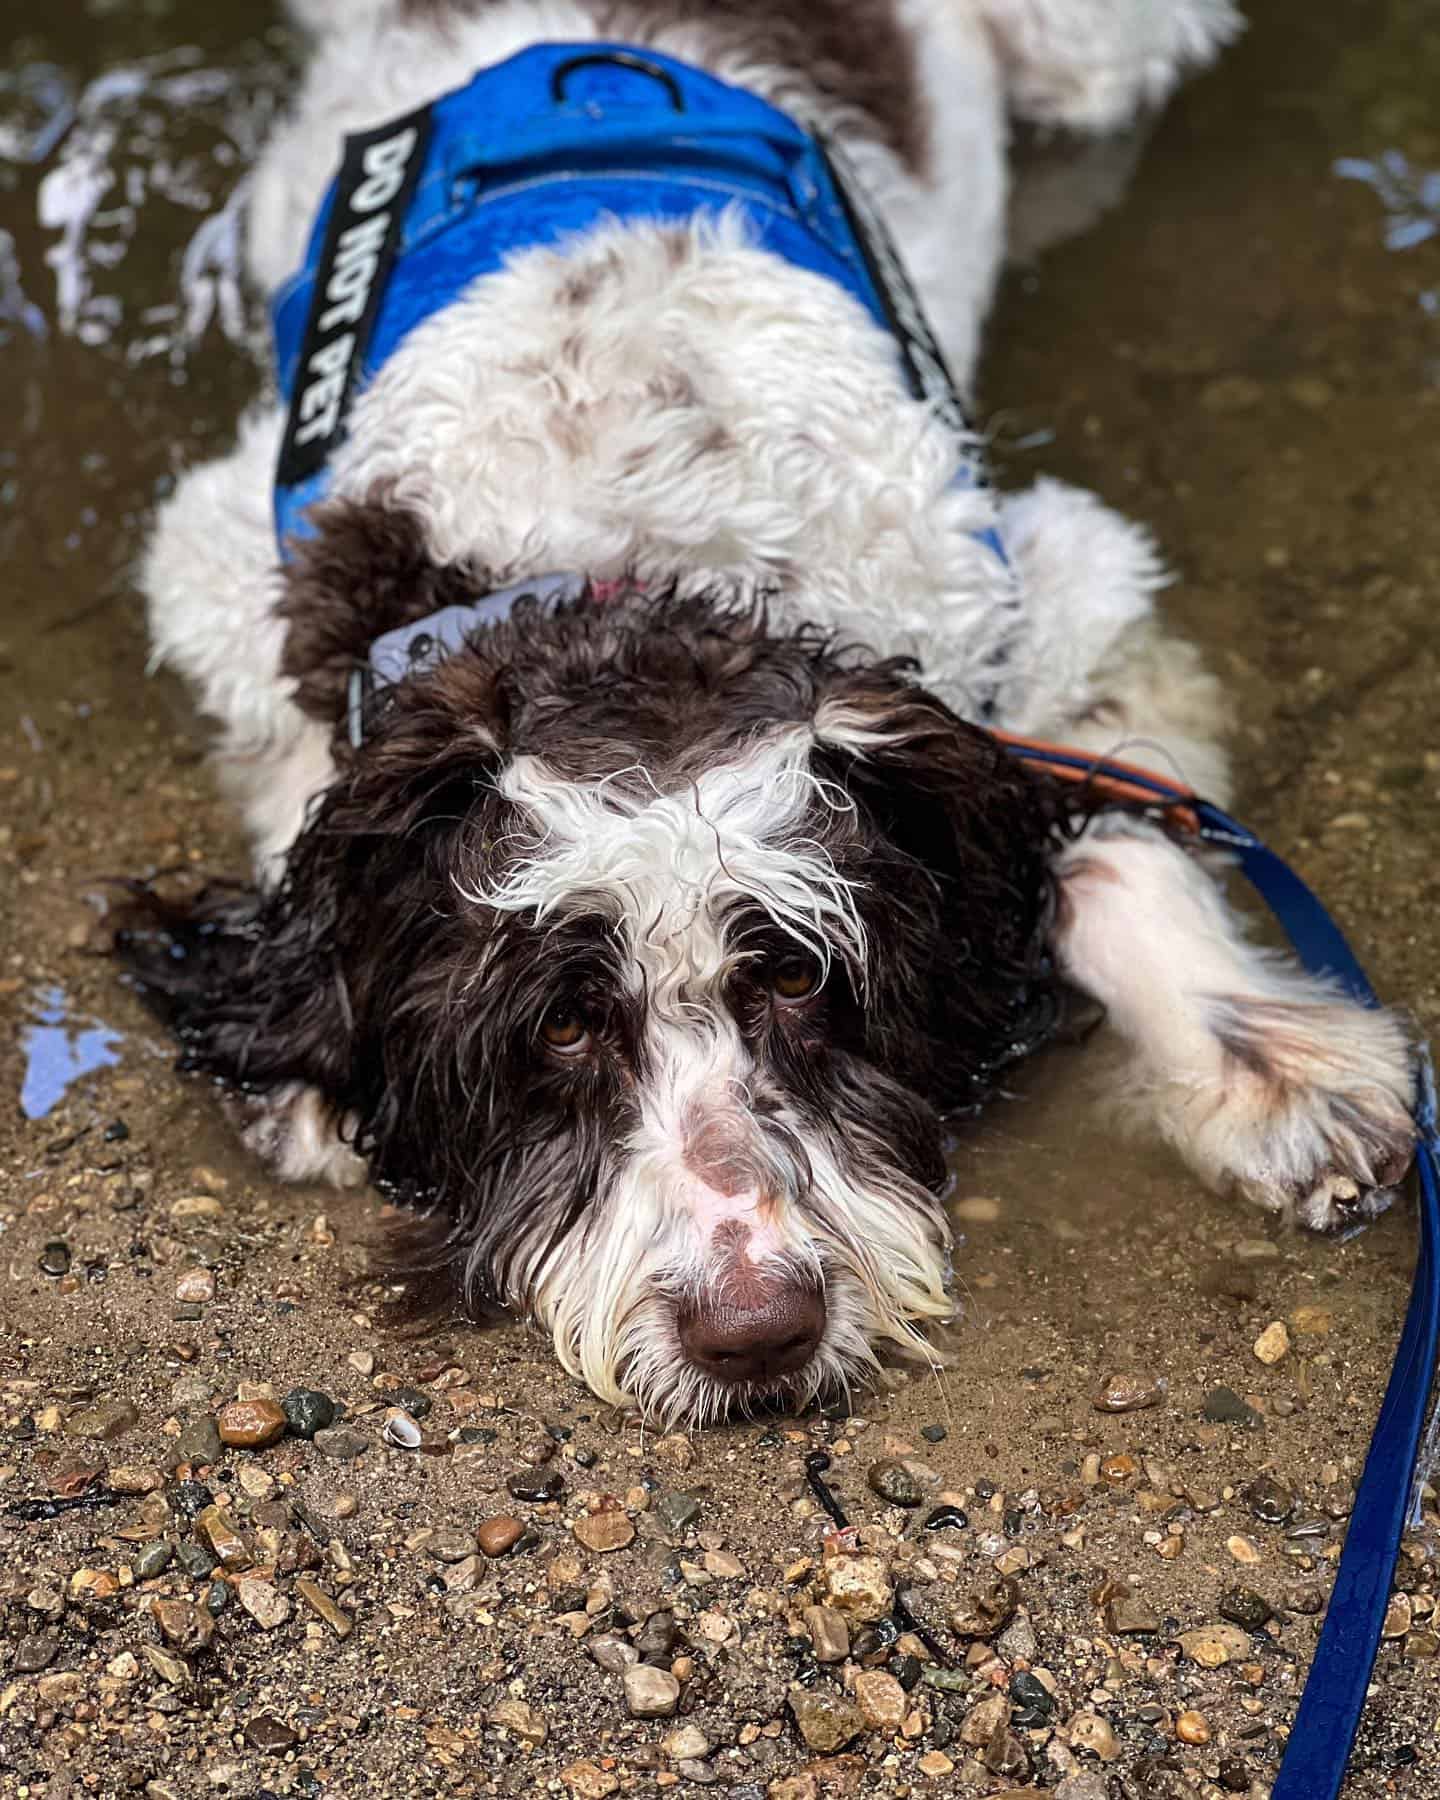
[19, 983, 122, 1120]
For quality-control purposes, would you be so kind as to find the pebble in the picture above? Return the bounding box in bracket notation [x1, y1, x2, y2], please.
[313, 1426, 369, 1460]
[916, 1751, 955, 1778]
[1246, 1475, 1294, 1524]
[281, 1388, 336, 1439]
[1290, 1305, 1333, 1335]
[348, 1349, 376, 1376]
[982, 1725, 1029, 1780]
[1253, 1321, 1291, 1365]
[508, 1468, 565, 1503]
[788, 1689, 863, 1753]
[1383, 1594, 1412, 1639]
[174, 1268, 215, 1304]
[1202, 1386, 1261, 1428]
[295, 1577, 353, 1638]
[1068, 1713, 1120, 1761]
[634, 1611, 678, 1663]
[948, 1575, 1019, 1638]
[142, 1645, 191, 1688]
[1057, 1774, 1112, 1800]
[703, 1548, 745, 1579]
[134, 1541, 174, 1580]
[196, 1504, 249, 1570]
[236, 1577, 292, 1630]
[803, 1604, 850, 1663]
[655, 1433, 695, 1470]
[478, 1515, 525, 1558]
[624, 1664, 681, 1718]
[1176, 1709, 1211, 1744]
[154, 1598, 214, 1653]
[1106, 1593, 1160, 1634]
[1010, 1670, 1055, 1722]
[654, 1492, 701, 1534]
[1177, 1623, 1252, 1667]
[244, 1714, 299, 1754]
[663, 1725, 710, 1761]
[490, 1699, 549, 1744]
[573, 1511, 635, 1553]
[109, 1464, 165, 1495]
[174, 1416, 222, 1466]
[390, 1386, 433, 1420]
[1092, 1372, 1166, 1413]
[67, 1397, 138, 1441]
[13, 1634, 58, 1672]
[426, 1528, 478, 1563]
[216, 1398, 287, 1449]
[1404, 1630, 1439, 1658]
[866, 1458, 930, 1506]
[1227, 1534, 1263, 1566]
[961, 1693, 1011, 1746]
[952, 1195, 1000, 1222]
[1219, 1586, 1274, 1629]
[561, 1762, 619, 1798]
[853, 1669, 907, 1733]
[588, 1634, 640, 1674]
[822, 1553, 895, 1622]
[924, 1503, 969, 1532]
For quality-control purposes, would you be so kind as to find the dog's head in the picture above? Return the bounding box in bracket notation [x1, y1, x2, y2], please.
[144, 504, 1058, 1423]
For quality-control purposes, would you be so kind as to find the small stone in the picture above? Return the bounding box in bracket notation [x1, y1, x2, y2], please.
[1219, 1587, 1274, 1630]
[561, 1762, 619, 1799]
[1404, 1630, 1440, 1658]
[588, 1633, 640, 1674]
[920, 1424, 947, 1443]
[442, 1555, 481, 1593]
[982, 1726, 1030, 1780]
[1290, 1305, 1333, 1335]
[176, 1542, 215, 1579]
[236, 1577, 292, 1630]
[1227, 1534, 1262, 1566]
[12, 1634, 58, 1673]
[1176, 1710, 1211, 1745]
[109, 1464, 165, 1494]
[107, 1650, 140, 1680]
[172, 1416, 223, 1467]
[574, 1511, 635, 1553]
[70, 1567, 120, 1599]
[625, 1664, 681, 1718]
[478, 1515, 526, 1558]
[916, 1752, 955, 1778]
[1383, 1594, 1413, 1639]
[867, 1458, 926, 1507]
[237, 1464, 276, 1501]
[1202, 1386, 1261, 1428]
[141, 1644, 191, 1687]
[313, 1427, 369, 1461]
[655, 1433, 695, 1470]
[67, 1397, 139, 1441]
[1068, 1713, 1119, 1761]
[788, 1688, 863, 1753]
[295, 1578, 353, 1639]
[663, 1724, 710, 1761]
[952, 1195, 1000, 1222]
[38, 1240, 72, 1277]
[281, 1388, 336, 1439]
[490, 1698, 549, 1744]
[170, 1195, 224, 1221]
[854, 1669, 907, 1733]
[196, 1504, 249, 1569]
[803, 1604, 850, 1664]
[1177, 1623, 1252, 1667]
[133, 1541, 174, 1581]
[1246, 1475, 1294, 1525]
[1105, 1593, 1161, 1635]
[948, 1575, 1019, 1638]
[174, 1268, 215, 1304]
[154, 1598, 215, 1653]
[1092, 1373, 1166, 1413]
[654, 1492, 701, 1534]
[216, 1397, 287, 1449]
[822, 1553, 894, 1623]
[426, 1528, 478, 1563]
[634, 1610, 678, 1663]
[348, 1349, 376, 1376]
[961, 1692, 1011, 1746]
[1285, 1584, 1326, 1616]
[1057, 1775, 1113, 1800]
[508, 1468, 565, 1503]
[703, 1548, 745, 1579]
[924, 1503, 969, 1532]
[1253, 1321, 1291, 1365]
[390, 1386, 433, 1420]
[244, 1714, 299, 1754]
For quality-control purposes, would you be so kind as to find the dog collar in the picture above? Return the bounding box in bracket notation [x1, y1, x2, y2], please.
[271, 41, 1004, 564]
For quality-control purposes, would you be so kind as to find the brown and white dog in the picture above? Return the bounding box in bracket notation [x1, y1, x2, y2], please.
[132, 0, 1415, 1425]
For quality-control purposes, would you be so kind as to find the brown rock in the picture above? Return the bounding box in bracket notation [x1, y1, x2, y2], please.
[803, 1604, 850, 1664]
[216, 1398, 287, 1450]
[109, 1465, 165, 1495]
[573, 1511, 636, 1553]
[141, 1644, 191, 1687]
[1177, 1623, 1252, 1668]
[236, 1577, 292, 1630]
[174, 1268, 216, 1304]
[153, 1599, 215, 1653]
[961, 1692, 1011, 1746]
[1092, 1373, 1166, 1413]
[295, 1577, 353, 1639]
[821, 1553, 894, 1623]
[561, 1762, 620, 1799]
[196, 1504, 250, 1570]
[853, 1669, 906, 1733]
[789, 1688, 864, 1753]
[478, 1515, 525, 1558]
[66, 1398, 139, 1441]
[489, 1698, 548, 1744]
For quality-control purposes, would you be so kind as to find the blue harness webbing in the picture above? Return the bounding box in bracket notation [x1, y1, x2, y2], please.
[1000, 738, 1440, 1800]
[270, 41, 1004, 561]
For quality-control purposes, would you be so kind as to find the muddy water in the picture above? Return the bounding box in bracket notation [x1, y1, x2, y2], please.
[1, 1, 1438, 1794]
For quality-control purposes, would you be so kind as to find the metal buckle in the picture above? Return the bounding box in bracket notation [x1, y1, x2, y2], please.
[550, 50, 686, 111]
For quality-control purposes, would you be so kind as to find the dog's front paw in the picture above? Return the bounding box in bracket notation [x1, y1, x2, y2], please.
[1185, 994, 1416, 1231]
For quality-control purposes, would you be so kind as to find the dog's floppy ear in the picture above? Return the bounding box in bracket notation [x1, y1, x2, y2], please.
[810, 668, 1061, 1107]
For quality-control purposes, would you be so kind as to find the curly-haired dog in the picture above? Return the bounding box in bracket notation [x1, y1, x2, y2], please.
[133, 0, 1415, 1424]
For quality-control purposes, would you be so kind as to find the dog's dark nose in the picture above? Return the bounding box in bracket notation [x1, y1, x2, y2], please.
[678, 1282, 827, 1387]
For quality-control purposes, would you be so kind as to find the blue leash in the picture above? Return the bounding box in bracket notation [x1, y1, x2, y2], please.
[998, 738, 1440, 1799]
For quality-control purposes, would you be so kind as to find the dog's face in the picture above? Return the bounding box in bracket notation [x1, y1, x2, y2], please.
[155, 522, 1057, 1423]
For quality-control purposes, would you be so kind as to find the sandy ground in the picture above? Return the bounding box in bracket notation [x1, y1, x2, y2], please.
[2, 1, 1439, 1797]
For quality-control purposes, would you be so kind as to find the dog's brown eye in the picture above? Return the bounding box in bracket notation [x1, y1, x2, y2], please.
[770, 955, 822, 1004]
[541, 1004, 591, 1054]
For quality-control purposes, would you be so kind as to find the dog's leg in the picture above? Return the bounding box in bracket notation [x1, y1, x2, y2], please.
[1051, 814, 1416, 1230]
[231, 1084, 369, 1190]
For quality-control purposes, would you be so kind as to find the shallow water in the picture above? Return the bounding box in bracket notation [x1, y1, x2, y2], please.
[1, 0, 1438, 1791]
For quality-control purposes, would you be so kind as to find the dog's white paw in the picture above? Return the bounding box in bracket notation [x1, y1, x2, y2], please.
[228, 1082, 369, 1189]
[1170, 993, 1416, 1232]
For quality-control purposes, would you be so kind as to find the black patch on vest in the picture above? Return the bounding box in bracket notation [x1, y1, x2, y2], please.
[275, 104, 434, 493]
